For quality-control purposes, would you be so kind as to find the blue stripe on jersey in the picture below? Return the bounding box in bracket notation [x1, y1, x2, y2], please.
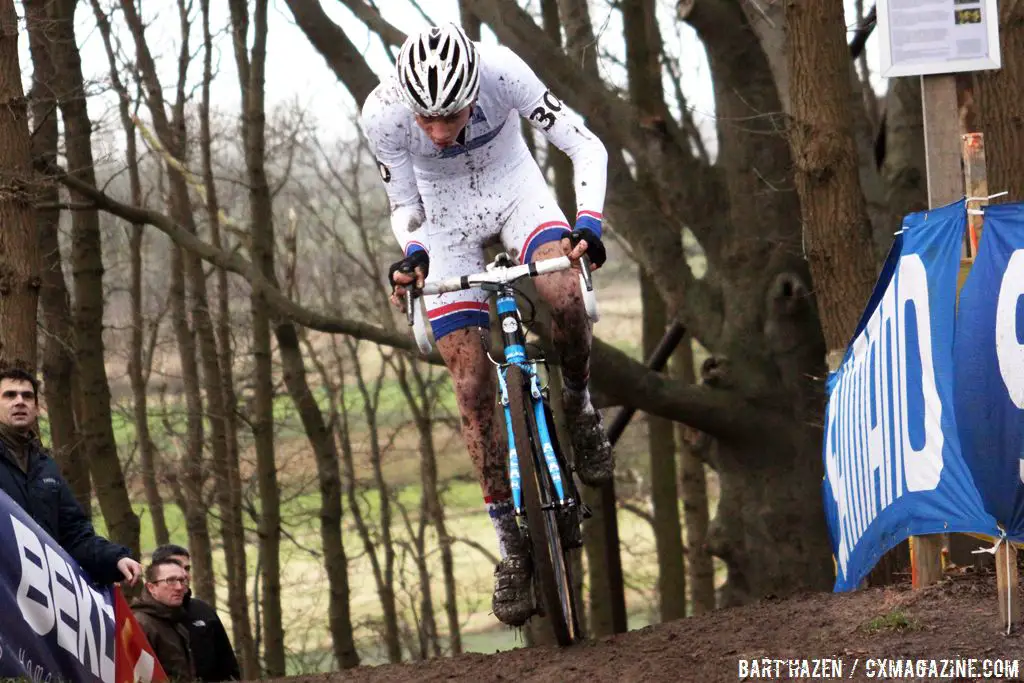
[522, 226, 570, 264]
[439, 120, 508, 158]
[574, 214, 603, 237]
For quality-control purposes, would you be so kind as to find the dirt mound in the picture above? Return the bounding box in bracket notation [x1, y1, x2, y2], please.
[275, 569, 1024, 682]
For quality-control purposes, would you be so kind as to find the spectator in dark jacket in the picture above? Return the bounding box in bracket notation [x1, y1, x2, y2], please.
[0, 368, 141, 585]
[133, 559, 195, 681]
[152, 544, 241, 682]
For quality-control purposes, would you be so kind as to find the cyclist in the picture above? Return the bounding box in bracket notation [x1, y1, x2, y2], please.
[360, 23, 613, 627]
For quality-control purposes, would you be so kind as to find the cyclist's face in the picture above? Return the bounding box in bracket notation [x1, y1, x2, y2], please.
[415, 105, 472, 148]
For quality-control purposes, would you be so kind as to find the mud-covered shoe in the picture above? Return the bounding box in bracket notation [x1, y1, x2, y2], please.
[492, 554, 533, 626]
[563, 388, 614, 487]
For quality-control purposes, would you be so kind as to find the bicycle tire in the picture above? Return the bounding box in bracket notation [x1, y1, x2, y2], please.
[505, 364, 580, 646]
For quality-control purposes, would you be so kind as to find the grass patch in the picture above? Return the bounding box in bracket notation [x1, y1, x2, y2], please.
[862, 609, 921, 633]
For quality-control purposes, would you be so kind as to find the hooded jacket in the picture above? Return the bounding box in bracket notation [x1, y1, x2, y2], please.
[182, 591, 241, 681]
[132, 588, 196, 682]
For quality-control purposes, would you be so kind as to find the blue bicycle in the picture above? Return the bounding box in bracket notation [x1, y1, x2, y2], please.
[405, 251, 599, 646]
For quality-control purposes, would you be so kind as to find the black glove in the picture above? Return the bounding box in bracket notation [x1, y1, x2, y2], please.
[569, 228, 607, 268]
[388, 250, 430, 289]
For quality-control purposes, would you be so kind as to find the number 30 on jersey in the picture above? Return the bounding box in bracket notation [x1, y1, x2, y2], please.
[529, 91, 563, 131]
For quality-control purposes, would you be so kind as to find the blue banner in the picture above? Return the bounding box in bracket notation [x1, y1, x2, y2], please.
[0, 488, 116, 683]
[954, 203, 1024, 539]
[822, 200, 999, 591]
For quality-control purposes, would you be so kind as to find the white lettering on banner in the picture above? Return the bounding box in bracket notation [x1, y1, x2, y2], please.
[46, 546, 78, 659]
[11, 515, 115, 683]
[996, 249, 1024, 410]
[898, 256, 944, 492]
[825, 254, 944, 577]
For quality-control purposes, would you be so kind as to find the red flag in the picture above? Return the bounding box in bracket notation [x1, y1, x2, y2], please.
[113, 586, 168, 683]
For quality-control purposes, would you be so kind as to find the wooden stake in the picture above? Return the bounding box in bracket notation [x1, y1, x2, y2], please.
[996, 542, 1020, 630]
[962, 132, 988, 256]
[911, 73, 963, 589]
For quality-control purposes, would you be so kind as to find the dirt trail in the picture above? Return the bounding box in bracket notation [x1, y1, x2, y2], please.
[274, 569, 1024, 682]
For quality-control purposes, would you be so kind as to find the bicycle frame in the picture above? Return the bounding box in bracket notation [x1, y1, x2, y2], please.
[491, 286, 569, 512]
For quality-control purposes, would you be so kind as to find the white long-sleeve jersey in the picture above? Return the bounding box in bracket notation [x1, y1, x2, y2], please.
[360, 43, 608, 255]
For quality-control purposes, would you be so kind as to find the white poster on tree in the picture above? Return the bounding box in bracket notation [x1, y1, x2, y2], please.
[877, 0, 1001, 77]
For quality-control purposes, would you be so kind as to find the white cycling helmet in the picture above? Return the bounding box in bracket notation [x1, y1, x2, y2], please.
[396, 23, 480, 117]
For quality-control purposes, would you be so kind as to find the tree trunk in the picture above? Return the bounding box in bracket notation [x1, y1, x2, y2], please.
[279, 324, 361, 668]
[785, 0, 878, 353]
[25, 0, 86, 508]
[641, 274, 687, 622]
[975, 4, 1024, 201]
[86, 3, 169, 546]
[333, 340, 401, 662]
[197, 0, 254, 665]
[167, 235, 216, 600]
[0, 0, 41, 372]
[349, 345, 401, 662]
[225, 0, 285, 670]
[880, 77, 928, 230]
[395, 356, 461, 655]
[52, 0, 139, 554]
[673, 338, 715, 615]
[301, 336, 361, 669]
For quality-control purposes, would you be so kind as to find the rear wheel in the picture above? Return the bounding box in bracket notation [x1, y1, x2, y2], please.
[505, 364, 580, 646]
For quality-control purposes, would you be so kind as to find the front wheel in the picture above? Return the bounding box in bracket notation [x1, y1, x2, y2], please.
[505, 365, 581, 646]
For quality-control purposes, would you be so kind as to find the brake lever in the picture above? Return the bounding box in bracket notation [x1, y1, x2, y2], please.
[404, 286, 420, 326]
[579, 254, 594, 292]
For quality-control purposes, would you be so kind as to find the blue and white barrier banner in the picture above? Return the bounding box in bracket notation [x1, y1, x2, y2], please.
[0, 488, 116, 683]
[954, 203, 1024, 538]
[823, 200, 999, 591]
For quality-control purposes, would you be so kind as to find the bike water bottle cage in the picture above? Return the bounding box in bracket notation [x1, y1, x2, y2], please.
[569, 228, 607, 268]
[389, 250, 430, 289]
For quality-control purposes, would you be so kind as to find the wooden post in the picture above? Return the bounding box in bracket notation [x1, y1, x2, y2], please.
[958, 131, 1018, 629]
[996, 542, 1021, 630]
[962, 132, 988, 256]
[910, 73, 964, 589]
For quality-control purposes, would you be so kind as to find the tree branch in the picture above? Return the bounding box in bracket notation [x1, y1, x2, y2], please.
[282, 0, 381, 106]
[588, 337, 800, 451]
[41, 159, 423, 353]
[336, 0, 406, 48]
[39, 163, 783, 446]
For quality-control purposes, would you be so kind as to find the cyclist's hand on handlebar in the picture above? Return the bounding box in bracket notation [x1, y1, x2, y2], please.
[389, 268, 427, 308]
[388, 250, 430, 309]
[561, 228, 607, 270]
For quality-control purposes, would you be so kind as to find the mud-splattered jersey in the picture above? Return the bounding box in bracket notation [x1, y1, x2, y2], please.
[360, 42, 608, 251]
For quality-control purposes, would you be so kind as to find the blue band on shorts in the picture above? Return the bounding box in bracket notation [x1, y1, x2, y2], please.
[521, 221, 570, 264]
[428, 301, 490, 340]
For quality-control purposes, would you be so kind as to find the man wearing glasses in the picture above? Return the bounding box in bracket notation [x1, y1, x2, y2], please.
[152, 544, 241, 682]
[132, 559, 195, 680]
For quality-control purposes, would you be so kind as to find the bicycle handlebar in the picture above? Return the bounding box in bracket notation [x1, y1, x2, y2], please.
[405, 253, 599, 355]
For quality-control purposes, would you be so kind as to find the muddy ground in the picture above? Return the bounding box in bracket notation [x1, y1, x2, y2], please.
[272, 568, 1024, 682]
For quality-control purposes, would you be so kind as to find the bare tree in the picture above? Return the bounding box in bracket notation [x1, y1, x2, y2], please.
[0, 0, 39, 371]
[196, 0, 259, 670]
[975, 4, 1024, 200]
[51, 0, 139, 553]
[88, 0, 169, 546]
[640, 274, 686, 621]
[25, 0, 84, 507]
